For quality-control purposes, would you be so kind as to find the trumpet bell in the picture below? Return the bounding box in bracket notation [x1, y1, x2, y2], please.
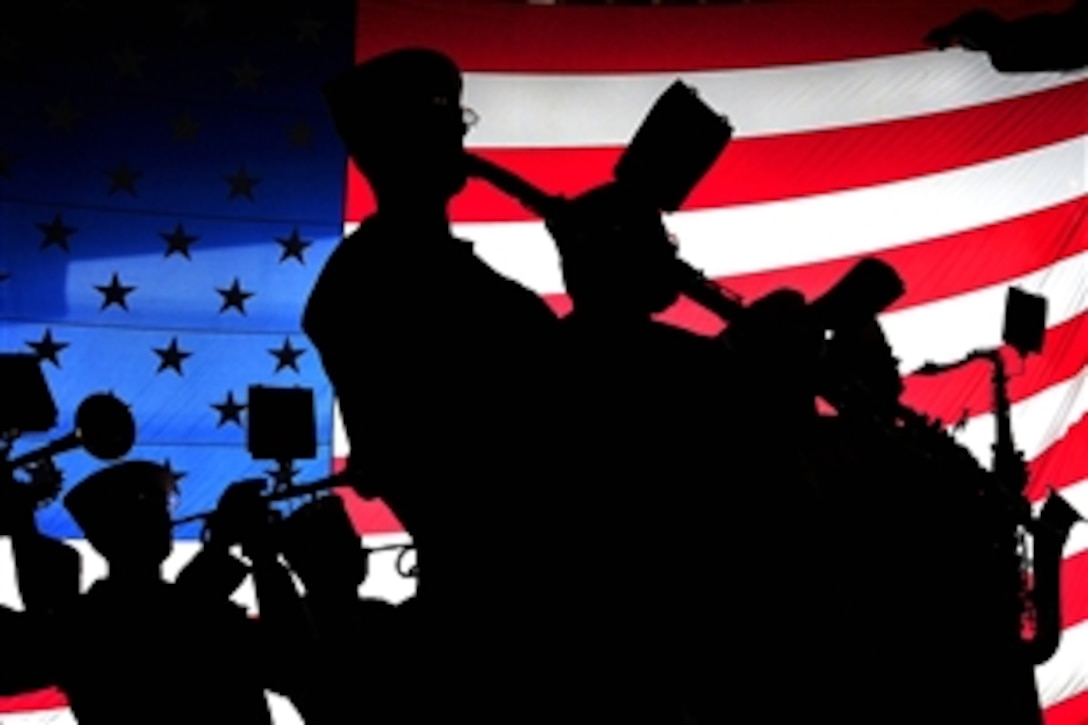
[3, 392, 136, 477]
[1039, 489, 1083, 532]
[75, 393, 135, 460]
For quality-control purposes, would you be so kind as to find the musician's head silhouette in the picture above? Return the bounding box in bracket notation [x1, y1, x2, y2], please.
[322, 48, 472, 208]
[63, 460, 177, 572]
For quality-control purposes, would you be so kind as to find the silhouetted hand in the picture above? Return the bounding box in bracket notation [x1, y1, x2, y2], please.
[203, 478, 279, 555]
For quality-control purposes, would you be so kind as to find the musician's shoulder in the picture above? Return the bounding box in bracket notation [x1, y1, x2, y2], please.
[328, 218, 382, 261]
[304, 219, 385, 317]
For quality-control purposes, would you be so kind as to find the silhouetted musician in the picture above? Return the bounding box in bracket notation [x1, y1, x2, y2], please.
[541, 181, 728, 725]
[273, 495, 405, 725]
[815, 317, 1044, 724]
[0, 461, 308, 725]
[303, 47, 561, 725]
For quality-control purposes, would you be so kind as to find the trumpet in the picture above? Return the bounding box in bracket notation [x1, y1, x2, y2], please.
[170, 467, 419, 579]
[1, 392, 136, 517]
[171, 467, 353, 527]
[5, 392, 136, 470]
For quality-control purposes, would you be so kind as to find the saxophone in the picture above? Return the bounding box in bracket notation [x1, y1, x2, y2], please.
[917, 348, 1082, 665]
[988, 348, 1083, 664]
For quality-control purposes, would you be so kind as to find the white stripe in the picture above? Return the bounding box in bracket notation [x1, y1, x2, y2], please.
[0, 533, 416, 615]
[951, 368, 1088, 471]
[463, 51, 1087, 147]
[1038, 617, 1088, 708]
[0, 710, 76, 724]
[927, 242, 1088, 470]
[1038, 478, 1088, 560]
[880, 248, 1088, 375]
[346, 135, 1087, 295]
[674, 136, 1086, 279]
[333, 397, 347, 459]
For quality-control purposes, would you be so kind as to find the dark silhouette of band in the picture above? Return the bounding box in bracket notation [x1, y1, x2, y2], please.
[0, 30, 1083, 724]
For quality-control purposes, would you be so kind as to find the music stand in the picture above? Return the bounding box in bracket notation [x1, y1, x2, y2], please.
[246, 385, 317, 503]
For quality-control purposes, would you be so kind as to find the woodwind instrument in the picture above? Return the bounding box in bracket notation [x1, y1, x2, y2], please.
[170, 467, 353, 527]
[916, 348, 1081, 665]
[987, 348, 1081, 664]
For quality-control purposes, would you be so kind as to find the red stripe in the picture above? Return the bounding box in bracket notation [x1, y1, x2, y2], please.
[0, 689, 67, 713]
[900, 312, 1088, 430]
[356, 0, 1070, 72]
[330, 457, 406, 535]
[692, 196, 1086, 315]
[345, 80, 1088, 224]
[1028, 414, 1088, 499]
[1059, 551, 1088, 632]
[532, 196, 1088, 336]
[1044, 687, 1088, 724]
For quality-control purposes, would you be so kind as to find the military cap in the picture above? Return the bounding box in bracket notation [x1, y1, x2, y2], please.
[321, 48, 463, 140]
[64, 460, 176, 535]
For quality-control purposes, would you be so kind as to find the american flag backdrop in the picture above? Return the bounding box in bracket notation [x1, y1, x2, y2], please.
[0, 1, 404, 721]
[2, 0, 1088, 722]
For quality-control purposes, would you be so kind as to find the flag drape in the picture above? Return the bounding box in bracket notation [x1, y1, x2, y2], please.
[3, 0, 1087, 721]
[345, 1, 1088, 722]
